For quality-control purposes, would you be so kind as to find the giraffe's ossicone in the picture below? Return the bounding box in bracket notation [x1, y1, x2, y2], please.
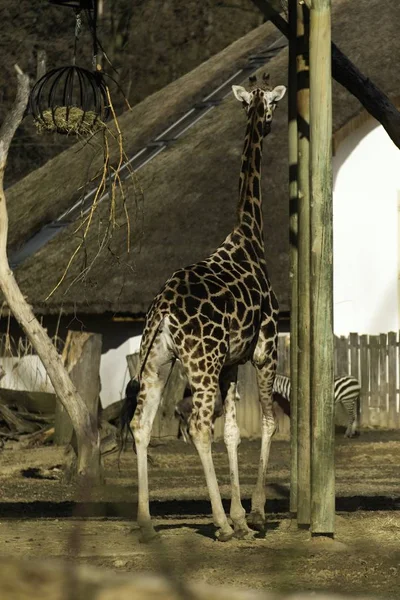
[120, 76, 286, 543]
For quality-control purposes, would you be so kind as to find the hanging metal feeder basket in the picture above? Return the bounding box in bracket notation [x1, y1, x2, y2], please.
[29, 65, 110, 136]
[49, 1, 95, 10]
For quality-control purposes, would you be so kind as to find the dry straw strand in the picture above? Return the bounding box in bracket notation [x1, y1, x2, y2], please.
[45, 85, 140, 301]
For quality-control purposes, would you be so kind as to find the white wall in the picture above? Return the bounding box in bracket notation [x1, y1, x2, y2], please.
[0, 335, 143, 409]
[333, 120, 400, 335]
[99, 334, 141, 408]
[0, 356, 54, 393]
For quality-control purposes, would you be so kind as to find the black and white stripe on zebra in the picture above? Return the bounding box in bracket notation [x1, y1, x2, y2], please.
[273, 374, 361, 438]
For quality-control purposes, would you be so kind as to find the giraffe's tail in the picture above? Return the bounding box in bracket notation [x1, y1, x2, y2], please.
[117, 378, 140, 467]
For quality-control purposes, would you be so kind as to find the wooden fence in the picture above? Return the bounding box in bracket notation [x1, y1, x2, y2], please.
[128, 332, 400, 440]
[276, 332, 400, 430]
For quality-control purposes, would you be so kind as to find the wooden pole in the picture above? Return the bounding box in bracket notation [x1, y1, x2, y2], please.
[309, 0, 335, 536]
[287, 0, 298, 517]
[55, 331, 103, 445]
[159, 361, 186, 439]
[126, 353, 139, 379]
[296, 1, 311, 528]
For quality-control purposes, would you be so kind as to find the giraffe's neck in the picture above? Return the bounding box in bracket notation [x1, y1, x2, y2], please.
[237, 98, 264, 242]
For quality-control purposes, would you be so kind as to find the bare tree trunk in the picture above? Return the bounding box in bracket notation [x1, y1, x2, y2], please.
[0, 66, 101, 483]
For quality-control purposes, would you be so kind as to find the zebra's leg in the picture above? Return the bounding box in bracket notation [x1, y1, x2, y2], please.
[352, 392, 361, 436]
[343, 398, 357, 438]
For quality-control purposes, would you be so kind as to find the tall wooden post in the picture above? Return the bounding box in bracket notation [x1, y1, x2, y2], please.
[309, 0, 335, 536]
[296, 1, 311, 528]
[288, 0, 299, 517]
[55, 331, 102, 445]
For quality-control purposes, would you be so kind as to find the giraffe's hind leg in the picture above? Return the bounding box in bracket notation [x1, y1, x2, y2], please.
[221, 367, 255, 539]
[248, 316, 278, 532]
[188, 378, 234, 542]
[132, 332, 174, 543]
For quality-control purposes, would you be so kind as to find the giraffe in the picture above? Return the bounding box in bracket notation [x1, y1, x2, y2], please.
[128, 75, 286, 542]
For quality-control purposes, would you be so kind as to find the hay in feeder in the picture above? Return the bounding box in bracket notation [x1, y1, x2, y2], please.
[35, 106, 104, 136]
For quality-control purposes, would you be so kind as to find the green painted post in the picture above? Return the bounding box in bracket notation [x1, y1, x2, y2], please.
[288, 0, 298, 517]
[296, 0, 311, 529]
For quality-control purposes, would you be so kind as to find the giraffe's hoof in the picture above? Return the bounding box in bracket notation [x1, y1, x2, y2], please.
[139, 525, 159, 544]
[233, 526, 256, 540]
[247, 511, 266, 532]
[215, 526, 234, 542]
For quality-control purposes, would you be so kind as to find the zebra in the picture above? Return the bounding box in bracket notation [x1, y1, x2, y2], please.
[273, 373, 361, 438]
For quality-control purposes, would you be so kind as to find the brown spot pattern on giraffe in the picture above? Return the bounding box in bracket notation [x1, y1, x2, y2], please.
[136, 90, 279, 436]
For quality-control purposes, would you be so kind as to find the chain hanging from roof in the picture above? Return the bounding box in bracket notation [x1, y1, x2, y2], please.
[29, 0, 110, 136]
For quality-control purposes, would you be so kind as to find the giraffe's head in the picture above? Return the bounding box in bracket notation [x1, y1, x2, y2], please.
[232, 74, 286, 136]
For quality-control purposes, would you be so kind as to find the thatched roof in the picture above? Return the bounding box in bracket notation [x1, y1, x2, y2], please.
[5, 0, 400, 317]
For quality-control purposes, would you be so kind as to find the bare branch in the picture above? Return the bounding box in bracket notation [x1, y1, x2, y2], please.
[0, 65, 30, 170]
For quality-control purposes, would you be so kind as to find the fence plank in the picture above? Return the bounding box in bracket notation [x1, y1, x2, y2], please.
[369, 336, 380, 427]
[234, 362, 260, 440]
[335, 335, 348, 376]
[379, 333, 388, 428]
[349, 333, 359, 381]
[359, 335, 369, 428]
[278, 336, 290, 375]
[126, 332, 399, 437]
[387, 332, 397, 429]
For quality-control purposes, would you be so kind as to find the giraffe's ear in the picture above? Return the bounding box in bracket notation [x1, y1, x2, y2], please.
[271, 85, 287, 102]
[232, 85, 251, 105]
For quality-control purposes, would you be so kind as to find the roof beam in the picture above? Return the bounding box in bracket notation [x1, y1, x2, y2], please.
[250, 0, 400, 151]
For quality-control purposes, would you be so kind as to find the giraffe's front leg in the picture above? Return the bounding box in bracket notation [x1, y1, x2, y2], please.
[189, 389, 234, 542]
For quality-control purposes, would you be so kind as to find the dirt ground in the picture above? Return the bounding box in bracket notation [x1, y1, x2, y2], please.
[0, 431, 400, 598]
